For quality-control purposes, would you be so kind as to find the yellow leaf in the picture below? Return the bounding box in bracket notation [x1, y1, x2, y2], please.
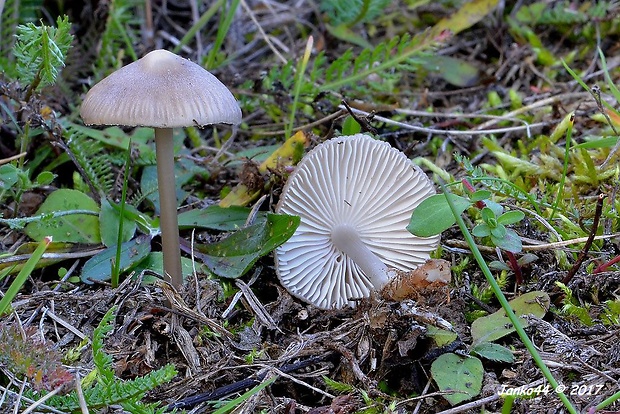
[258, 130, 308, 173]
[219, 131, 309, 207]
[431, 0, 500, 37]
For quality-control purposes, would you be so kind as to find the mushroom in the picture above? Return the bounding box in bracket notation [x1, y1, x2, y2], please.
[274, 134, 440, 309]
[81, 49, 241, 288]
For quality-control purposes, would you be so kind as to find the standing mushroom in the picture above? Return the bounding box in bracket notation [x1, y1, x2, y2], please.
[275, 134, 440, 309]
[81, 49, 242, 288]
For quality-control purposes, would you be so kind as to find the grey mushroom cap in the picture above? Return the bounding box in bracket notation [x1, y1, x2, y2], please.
[80, 49, 241, 128]
[275, 134, 440, 309]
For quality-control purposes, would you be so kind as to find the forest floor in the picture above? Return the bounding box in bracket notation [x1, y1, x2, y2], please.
[1, 1, 620, 413]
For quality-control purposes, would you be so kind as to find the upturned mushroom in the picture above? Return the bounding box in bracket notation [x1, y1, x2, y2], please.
[81, 49, 241, 288]
[275, 134, 442, 309]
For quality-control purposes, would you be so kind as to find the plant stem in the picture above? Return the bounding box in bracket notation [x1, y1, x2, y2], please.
[593, 254, 620, 273]
[285, 36, 313, 139]
[506, 251, 523, 285]
[551, 112, 574, 220]
[154, 128, 182, 288]
[205, 0, 241, 69]
[561, 193, 605, 285]
[111, 138, 132, 288]
[441, 183, 578, 414]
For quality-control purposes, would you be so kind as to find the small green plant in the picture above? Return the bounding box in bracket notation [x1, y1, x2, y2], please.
[0, 319, 74, 392]
[94, 0, 142, 76]
[600, 300, 620, 325]
[471, 204, 525, 253]
[37, 306, 177, 412]
[204, 0, 241, 69]
[12, 15, 73, 99]
[439, 186, 578, 414]
[408, 175, 527, 282]
[0, 163, 55, 209]
[555, 282, 593, 325]
[319, 0, 391, 27]
[243, 348, 265, 364]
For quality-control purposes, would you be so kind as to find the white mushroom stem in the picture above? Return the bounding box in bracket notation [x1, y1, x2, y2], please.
[154, 127, 183, 288]
[331, 224, 395, 289]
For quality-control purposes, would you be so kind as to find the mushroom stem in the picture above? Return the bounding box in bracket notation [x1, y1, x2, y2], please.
[331, 224, 394, 289]
[154, 127, 183, 288]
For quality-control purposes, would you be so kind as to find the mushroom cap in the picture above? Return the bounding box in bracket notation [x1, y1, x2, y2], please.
[80, 49, 241, 128]
[274, 134, 440, 309]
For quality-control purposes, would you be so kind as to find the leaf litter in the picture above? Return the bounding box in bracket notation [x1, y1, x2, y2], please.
[1, 1, 620, 413]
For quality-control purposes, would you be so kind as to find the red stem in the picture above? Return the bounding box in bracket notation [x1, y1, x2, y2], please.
[593, 255, 620, 274]
[506, 251, 523, 285]
[461, 178, 485, 209]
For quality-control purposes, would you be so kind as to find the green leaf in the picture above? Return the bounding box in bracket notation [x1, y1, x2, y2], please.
[195, 213, 300, 278]
[419, 55, 479, 87]
[488, 260, 511, 271]
[471, 223, 491, 237]
[573, 136, 618, 149]
[35, 171, 55, 186]
[425, 325, 458, 347]
[178, 205, 268, 231]
[469, 190, 492, 202]
[431, 353, 483, 405]
[491, 228, 522, 253]
[99, 199, 137, 247]
[325, 24, 373, 48]
[471, 342, 515, 363]
[471, 291, 550, 345]
[485, 200, 504, 217]
[480, 206, 496, 223]
[212, 376, 277, 414]
[80, 235, 151, 284]
[497, 210, 525, 225]
[407, 194, 471, 237]
[0, 164, 21, 192]
[132, 252, 203, 285]
[25, 189, 101, 244]
[13, 15, 74, 88]
[0, 237, 51, 316]
[342, 115, 362, 135]
[490, 224, 507, 239]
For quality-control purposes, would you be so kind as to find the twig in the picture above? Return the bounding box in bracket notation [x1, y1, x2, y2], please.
[342, 106, 548, 137]
[435, 394, 501, 414]
[166, 354, 331, 410]
[240, 0, 288, 65]
[561, 193, 606, 285]
[341, 99, 378, 135]
[0, 209, 99, 229]
[21, 386, 64, 414]
[0, 152, 27, 165]
[445, 233, 619, 253]
[0, 246, 105, 271]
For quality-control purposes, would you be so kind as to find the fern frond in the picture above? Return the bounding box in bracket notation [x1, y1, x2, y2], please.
[66, 129, 115, 196]
[266, 31, 442, 100]
[43, 363, 177, 411]
[13, 15, 73, 89]
[0, 0, 45, 76]
[92, 306, 116, 382]
[36, 306, 177, 412]
[320, 0, 391, 27]
[318, 32, 439, 92]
